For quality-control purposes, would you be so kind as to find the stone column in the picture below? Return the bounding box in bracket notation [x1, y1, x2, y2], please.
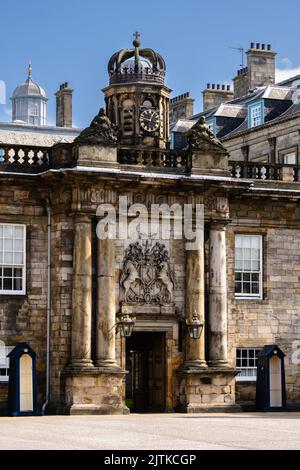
[70, 215, 93, 368]
[96, 238, 118, 368]
[208, 221, 228, 367]
[184, 245, 207, 369]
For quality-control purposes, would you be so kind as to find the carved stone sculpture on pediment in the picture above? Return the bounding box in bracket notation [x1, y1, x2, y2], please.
[74, 108, 118, 145]
[187, 116, 228, 155]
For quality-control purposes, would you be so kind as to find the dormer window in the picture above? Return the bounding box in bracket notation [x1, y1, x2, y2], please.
[248, 100, 264, 128]
[205, 117, 216, 135]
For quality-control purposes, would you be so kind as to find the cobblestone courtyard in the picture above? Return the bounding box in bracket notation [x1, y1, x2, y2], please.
[0, 413, 300, 450]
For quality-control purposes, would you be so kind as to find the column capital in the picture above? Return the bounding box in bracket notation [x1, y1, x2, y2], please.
[73, 213, 92, 224]
[209, 219, 231, 231]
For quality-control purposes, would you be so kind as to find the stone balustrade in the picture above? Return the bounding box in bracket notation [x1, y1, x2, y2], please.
[1, 142, 300, 183]
[117, 147, 189, 170]
[0, 144, 51, 172]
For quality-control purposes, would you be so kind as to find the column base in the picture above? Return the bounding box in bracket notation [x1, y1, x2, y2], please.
[69, 359, 94, 369]
[95, 359, 121, 369]
[65, 404, 129, 415]
[182, 360, 208, 370]
[176, 367, 240, 413]
[63, 367, 129, 415]
[178, 403, 242, 413]
[208, 360, 229, 368]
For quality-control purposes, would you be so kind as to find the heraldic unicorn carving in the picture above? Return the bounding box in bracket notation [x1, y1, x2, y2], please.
[120, 241, 176, 304]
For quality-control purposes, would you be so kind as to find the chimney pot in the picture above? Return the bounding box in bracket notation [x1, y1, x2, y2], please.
[251, 42, 255, 49]
[217, 84, 220, 90]
[222, 84, 225, 90]
[55, 82, 73, 128]
[261, 43, 265, 50]
[267, 44, 271, 50]
[256, 43, 260, 49]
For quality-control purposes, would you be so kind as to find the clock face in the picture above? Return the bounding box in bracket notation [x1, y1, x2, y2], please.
[139, 109, 160, 132]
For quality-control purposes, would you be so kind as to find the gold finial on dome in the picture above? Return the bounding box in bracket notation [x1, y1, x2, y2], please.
[133, 31, 141, 48]
[28, 62, 32, 79]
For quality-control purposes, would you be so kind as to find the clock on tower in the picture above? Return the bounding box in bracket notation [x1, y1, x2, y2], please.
[102, 33, 171, 149]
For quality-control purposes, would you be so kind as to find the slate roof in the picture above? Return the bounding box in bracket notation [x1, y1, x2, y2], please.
[171, 80, 300, 142]
[0, 122, 81, 146]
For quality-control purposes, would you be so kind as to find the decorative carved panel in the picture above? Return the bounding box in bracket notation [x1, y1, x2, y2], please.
[120, 241, 175, 304]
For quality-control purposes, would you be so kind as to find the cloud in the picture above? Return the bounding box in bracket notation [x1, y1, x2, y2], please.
[280, 57, 292, 68]
[275, 66, 300, 83]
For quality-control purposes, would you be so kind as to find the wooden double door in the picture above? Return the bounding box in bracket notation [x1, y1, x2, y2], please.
[126, 332, 165, 412]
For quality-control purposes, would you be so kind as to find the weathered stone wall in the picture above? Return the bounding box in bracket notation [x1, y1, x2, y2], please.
[49, 212, 73, 411]
[0, 186, 48, 414]
[223, 116, 300, 164]
[227, 198, 300, 407]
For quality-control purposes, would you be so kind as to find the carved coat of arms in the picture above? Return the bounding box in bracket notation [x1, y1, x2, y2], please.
[120, 241, 176, 304]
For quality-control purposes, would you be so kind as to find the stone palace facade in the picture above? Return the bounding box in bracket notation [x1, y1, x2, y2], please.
[0, 36, 300, 414]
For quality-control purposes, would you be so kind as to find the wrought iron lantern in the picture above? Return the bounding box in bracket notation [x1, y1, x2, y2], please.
[186, 313, 204, 340]
[116, 310, 136, 338]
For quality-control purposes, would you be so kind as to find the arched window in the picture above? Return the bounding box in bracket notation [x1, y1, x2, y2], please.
[142, 99, 153, 109]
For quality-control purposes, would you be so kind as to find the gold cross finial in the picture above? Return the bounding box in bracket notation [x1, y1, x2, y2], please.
[133, 31, 141, 48]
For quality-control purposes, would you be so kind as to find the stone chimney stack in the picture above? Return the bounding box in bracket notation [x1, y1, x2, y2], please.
[202, 84, 233, 111]
[55, 82, 73, 127]
[233, 43, 276, 99]
[169, 92, 194, 126]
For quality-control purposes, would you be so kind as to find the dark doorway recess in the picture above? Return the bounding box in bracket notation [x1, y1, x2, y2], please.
[126, 332, 166, 413]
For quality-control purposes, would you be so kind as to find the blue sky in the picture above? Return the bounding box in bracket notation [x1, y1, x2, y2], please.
[1, 0, 300, 127]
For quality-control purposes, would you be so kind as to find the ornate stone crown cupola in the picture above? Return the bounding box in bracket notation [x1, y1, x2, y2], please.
[102, 32, 171, 148]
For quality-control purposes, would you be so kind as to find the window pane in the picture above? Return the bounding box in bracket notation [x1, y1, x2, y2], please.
[244, 260, 251, 270]
[235, 281, 241, 293]
[251, 261, 260, 271]
[243, 282, 251, 293]
[235, 260, 242, 270]
[235, 236, 242, 248]
[14, 252, 23, 264]
[3, 278, 12, 290]
[252, 283, 259, 294]
[15, 239, 23, 250]
[3, 267, 12, 277]
[3, 252, 13, 264]
[14, 278, 22, 290]
[14, 226, 24, 238]
[3, 226, 13, 238]
[4, 239, 13, 251]
[283, 152, 296, 164]
[235, 272, 242, 281]
[14, 268, 22, 278]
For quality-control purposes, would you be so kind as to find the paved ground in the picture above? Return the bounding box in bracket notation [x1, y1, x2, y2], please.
[0, 413, 300, 450]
